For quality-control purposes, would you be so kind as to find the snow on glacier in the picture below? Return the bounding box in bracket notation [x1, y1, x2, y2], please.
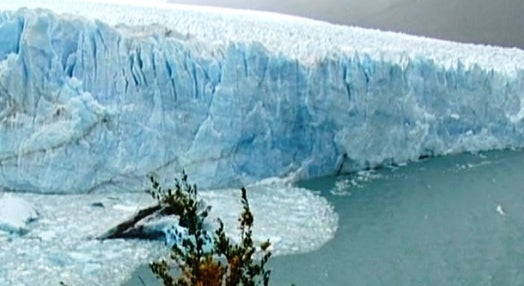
[0, 2, 523, 192]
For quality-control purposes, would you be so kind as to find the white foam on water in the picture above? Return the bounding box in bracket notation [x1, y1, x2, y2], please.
[331, 170, 383, 196]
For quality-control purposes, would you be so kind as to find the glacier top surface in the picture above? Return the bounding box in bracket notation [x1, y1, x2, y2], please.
[1, 0, 523, 72]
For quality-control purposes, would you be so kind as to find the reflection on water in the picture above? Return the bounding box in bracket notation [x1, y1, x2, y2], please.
[271, 149, 524, 285]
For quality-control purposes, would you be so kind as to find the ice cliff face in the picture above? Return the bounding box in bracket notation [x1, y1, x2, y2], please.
[0, 4, 523, 193]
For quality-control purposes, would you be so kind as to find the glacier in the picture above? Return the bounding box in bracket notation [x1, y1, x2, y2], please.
[0, 2, 523, 193]
[0, 1, 523, 285]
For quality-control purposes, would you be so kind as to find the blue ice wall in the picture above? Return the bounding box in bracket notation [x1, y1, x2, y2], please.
[0, 9, 523, 193]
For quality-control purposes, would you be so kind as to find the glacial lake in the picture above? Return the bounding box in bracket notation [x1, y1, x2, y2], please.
[126, 149, 524, 285]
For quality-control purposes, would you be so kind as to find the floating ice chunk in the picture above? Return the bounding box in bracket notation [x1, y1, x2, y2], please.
[0, 193, 39, 235]
[0, 186, 336, 284]
[112, 204, 140, 212]
[496, 205, 506, 216]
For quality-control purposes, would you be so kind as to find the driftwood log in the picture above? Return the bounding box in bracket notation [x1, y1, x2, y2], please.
[97, 204, 166, 240]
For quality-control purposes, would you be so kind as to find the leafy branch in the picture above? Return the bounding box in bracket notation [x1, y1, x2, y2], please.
[149, 172, 272, 286]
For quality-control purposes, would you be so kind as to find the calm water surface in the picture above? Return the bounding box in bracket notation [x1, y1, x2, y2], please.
[126, 149, 524, 285]
[271, 149, 524, 285]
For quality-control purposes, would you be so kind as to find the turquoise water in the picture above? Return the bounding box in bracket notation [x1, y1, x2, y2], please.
[126, 149, 524, 285]
[270, 149, 524, 285]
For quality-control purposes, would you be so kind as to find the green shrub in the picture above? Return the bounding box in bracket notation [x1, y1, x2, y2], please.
[149, 172, 272, 286]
